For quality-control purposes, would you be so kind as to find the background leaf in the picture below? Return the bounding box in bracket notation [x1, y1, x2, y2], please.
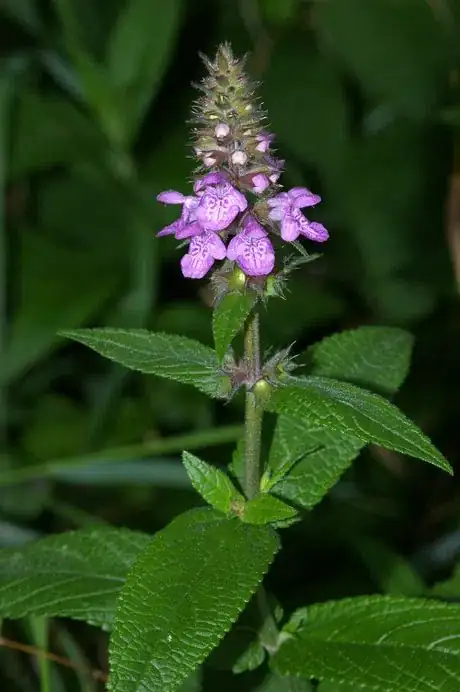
[0, 526, 150, 629]
[273, 595, 460, 691]
[109, 508, 279, 692]
[107, 0, 183, 140]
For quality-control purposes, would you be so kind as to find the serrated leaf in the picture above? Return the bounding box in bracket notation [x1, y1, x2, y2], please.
[269, 377, 451, 473]
[268, 326, 415, 508]
[212, 292, 256, 362]
[109, 507, 279, 692]
[306, 326, 414, 397]
[61, 329, 225, 398]
[274, 596, 460, 691]
[243, 495, 298, 526]
[182, 451, 244, 514]
[107, 0, 182, 141]
[0, 526, 150, 629]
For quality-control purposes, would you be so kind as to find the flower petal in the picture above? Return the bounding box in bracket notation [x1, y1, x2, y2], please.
[196, 184, 247, 231]
[267, 192, 289, 209]
[175, 221, 203, 239]
[252, 173, 270, 194]
[194, 172, 228, 193]
[300, 221, 329, 243]
[157, 190, 186, 205]
[180, 234, 216, 279]
[157, 221, 179, 237]
[206, 232, 227, 259]
[280, 210, 301, 241]
[288, 187, 321, 208]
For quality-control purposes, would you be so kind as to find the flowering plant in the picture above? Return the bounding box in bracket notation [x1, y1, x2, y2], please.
[0, 44, 456, 692]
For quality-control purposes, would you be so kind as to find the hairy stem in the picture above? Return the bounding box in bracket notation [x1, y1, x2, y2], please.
[243, 310, 279, 650]
[243, 311, 262, 499]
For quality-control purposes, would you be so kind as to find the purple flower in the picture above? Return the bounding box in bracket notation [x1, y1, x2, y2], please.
[180, 231, 227, 279]
[227, 216, 275, 276]
[267, 186, 328, 243]
[194, 172, 228, 193]
[196, 182, 247, 231]
[157, 219, 202, 240]
[157, 190, 200, 223]
[256, 132, 274, 153]
[252, 173, 270, 194]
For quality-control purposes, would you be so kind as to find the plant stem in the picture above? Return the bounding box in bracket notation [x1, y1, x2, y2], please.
[243, 310, 279, 650]
[243, 311, 263, 499]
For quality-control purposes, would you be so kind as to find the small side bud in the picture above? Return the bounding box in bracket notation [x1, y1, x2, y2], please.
[215, 123, 230, 138]
[253, 378, 272, 404]
[231, 150, 248, 166]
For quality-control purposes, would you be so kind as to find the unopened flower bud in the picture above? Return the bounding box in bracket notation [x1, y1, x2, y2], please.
[215, 123, 230, 138]
[231, 150, 247, 166]
[204, 155, 216, 167]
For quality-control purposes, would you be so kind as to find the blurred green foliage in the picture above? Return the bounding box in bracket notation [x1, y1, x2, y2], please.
[1, 0, 460, 689]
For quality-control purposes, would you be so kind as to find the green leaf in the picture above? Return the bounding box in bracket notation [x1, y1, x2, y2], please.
[431, 566, 460, 598]
[61, 329, 226, 398]
[314, 0, 448, 117]
[212, 292, 256, 362]
[243, 495, 298, 526]
[109, 508, 279, 692]
[0, 526, 150, 629]
[306, 326, 414, 397]
[256, 673, 312, 692]
[273, 596, 460, 691]
[0, 236, 118, 386]
[346, 534, 425, 596]
[107, 0, 183, 141]
[269, 377, 451, 473]
[10, 91, 106, 180]
[268, 327, 413, 507]
[263, 35, 349, 174]
[182, 451, 244, 513]
[1, 0, 42, 34]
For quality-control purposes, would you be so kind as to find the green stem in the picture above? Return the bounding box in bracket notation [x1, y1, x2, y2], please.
[243, 311, 263, 499]
[243, 310, 279, 650]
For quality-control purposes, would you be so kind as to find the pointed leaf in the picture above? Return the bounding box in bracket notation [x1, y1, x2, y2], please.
[61, 329, 226, 398]
[212, 292, 256, 362]
[306, 326, 414, 396]
[267, 415, 363, 509]
[0, 526, 150, 629]
[273, 596, 460, 691]
[269, 377, 451, 473]
[243, 495, 298, 526]
[269, 326, 415, 508]
[182, 451, 244, 513]
[109, 508, 279, 692]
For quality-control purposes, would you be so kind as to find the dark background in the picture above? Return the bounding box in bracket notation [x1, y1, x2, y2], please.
[1, 0, 460, 689]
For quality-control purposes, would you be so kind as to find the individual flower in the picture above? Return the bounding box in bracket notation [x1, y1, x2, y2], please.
[156, 190, 203, 238]
[196, 182, 247, 231]
[180, 231, 227, 279]
[256, 131, 274, 153]
[193, 171, 228, 193]
[267, 186, 328, 242]
[227, 215, 275, 276]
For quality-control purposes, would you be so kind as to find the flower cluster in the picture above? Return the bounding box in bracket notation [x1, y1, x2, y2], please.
[156, 44, 329, 281]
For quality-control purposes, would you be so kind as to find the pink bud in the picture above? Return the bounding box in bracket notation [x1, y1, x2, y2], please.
[215, 123, 230, 138]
